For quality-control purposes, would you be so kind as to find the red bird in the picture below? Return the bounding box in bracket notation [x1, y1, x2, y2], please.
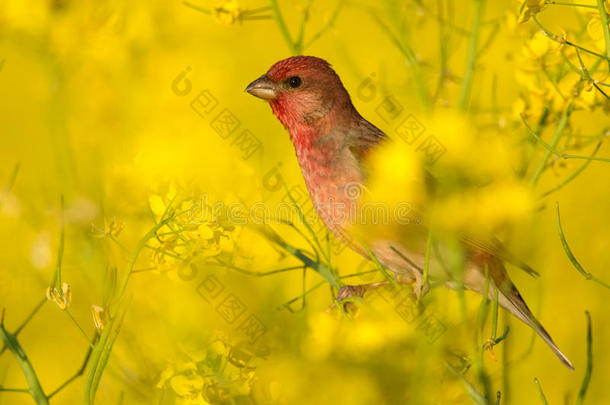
[245, 55, 573, 369]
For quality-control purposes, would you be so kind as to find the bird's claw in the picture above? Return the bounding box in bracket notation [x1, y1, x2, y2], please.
[413, 273, 429, 301]
[328, 282, 389, 313]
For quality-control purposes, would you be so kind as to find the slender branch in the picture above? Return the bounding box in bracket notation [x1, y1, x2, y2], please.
[51, 196, 65, 291]
[534, 378, 549, 405]
[305, 0, 346, 48]
[256, 224, 342, 289]
[529, 102, 574, 186]
[269, 0, 298, 54]
[0, 310, 49, 405]
[546, 0, 599, 9]
[419, 231, 432, 301]
[522, 114, 610, 163]
[556, 202, 610, 289]
[65, 310, 94, 348]
[541, 141, 603, 198]
[48, 345, 93, 398]
[459, 0, 485, 111]
[295, 0, 314, 53]
[576, 311, 593, 405]
[371, 14, 431, 110]
[533, 16, 610, 61]
[596, 0, 610, 71]
[0, 163, 20, 207]
[182, 1, 210, 15]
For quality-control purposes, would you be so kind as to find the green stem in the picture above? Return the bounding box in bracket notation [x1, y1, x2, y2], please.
[83, 318, 114, 405]
[596, 0, 610, 72]
[522, 114, 610, 163]
[533, 16, 610, 61]
[372, 15, 431, 110]
[48, 346, 92, 398]
[282, 183, 330, 265]
[269, 0, 298, 55]
[546, 0, 599, 9]
[459, 0, 485, 111]
[529, 103, 574, 186]
[257, 225, 342, 289]
[84, 216, 175, 404]
[419, 231, 432, 301]
[66, 310, 94, 348]
[182, 1, 210, 14]
[304, 0, 345, 49]
[534, 378, 549, 405]
[556, 202, 610, 289]
[53, 196, 65, 290]
[491, 286, 499, 340]
[0, 314, 49, 405]
[0, 387, 30, 392]
[541, 141, 603, 197]
[576, 311, 593, 405]
[112, 217, 175, 308]
[90, 313, 125, 403]
[295, 0, 314, 53]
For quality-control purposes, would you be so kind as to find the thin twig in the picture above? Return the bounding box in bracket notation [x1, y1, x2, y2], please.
[556, 202, 610, 290]
[577, 311, 593, 405]
[459, 0, 485, 111]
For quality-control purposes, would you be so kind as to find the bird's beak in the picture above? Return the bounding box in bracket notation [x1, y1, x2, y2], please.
[245, 75, 276, 100]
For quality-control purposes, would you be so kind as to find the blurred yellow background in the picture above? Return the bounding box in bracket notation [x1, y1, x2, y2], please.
[1, 0, 609, 404]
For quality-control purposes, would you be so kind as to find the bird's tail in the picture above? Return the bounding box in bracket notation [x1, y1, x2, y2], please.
[466, 259, 574, 370]
[496, 281, 574, 370]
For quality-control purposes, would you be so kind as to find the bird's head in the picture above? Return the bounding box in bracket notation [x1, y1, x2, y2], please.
[245, 56, 354, 138]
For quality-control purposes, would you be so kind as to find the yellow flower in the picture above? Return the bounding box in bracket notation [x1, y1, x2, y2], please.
[170, 374, 204, 397]
[362, 140, 426, 213]
[149, 194, 168, 217]
[525, 31, 563, 60]
[430, 182, 533, 236]
[92, 216, 125, 238]
[213, 1, 241, 26]
[157, 365, 175, 388]
[177, 395, 210, 405]
[586, 15, 610, 51]
[45, 282, 71, 310]
[518, 0, 547, 23]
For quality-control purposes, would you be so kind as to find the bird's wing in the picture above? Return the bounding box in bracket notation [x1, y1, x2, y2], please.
[467, 253, 573, 369]
[348, 115, 388, 162]
[350, 118, 539, 278]
[460, 233, 540, 277]
[422, 168, 540, 278]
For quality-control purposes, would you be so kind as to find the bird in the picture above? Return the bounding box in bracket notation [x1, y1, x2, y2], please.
[245, 55, 573, 369]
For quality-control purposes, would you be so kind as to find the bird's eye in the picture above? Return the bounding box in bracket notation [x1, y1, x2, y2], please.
[288, 76, 302, 88]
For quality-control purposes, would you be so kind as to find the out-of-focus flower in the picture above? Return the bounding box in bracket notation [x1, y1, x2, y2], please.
[92, 216, 125, 238]
[171, 373, 204, 397]
[430, 181, 533, 236]
[46, 282, 71, 310]
[30, 232, 53, 269]
[213, 1, 241, 26]
[518, 0, 547, 23]
[585, 14, 610, 52]
[156, 334, 266, 404]
[523, 31, 563, 62]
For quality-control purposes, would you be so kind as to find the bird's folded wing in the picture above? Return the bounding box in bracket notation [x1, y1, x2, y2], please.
[460, 233, 540, 277]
